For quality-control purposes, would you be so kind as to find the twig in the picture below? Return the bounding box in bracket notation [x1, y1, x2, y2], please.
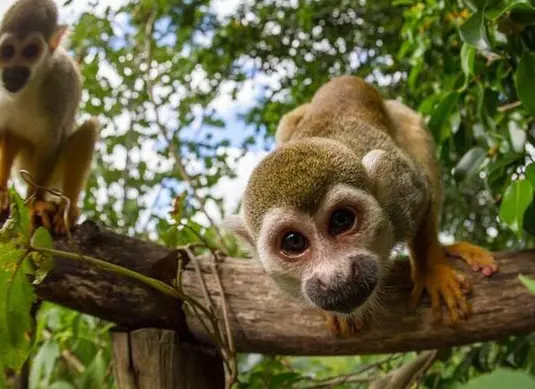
[369, 350, 438, 389]
[498, 100, 522, 112]
[299, 354, 401, 389]
[42, 328, 85, 374]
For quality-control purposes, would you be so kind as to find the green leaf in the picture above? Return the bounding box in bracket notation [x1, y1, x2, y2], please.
[485, 0, 534, 20]
[499, 179, 534, 235]
[526, 164, 535, 188]
[515, 53, 535, 116]
[30, 339, 60, 387]
[11, 189, 30, 240]
[428, 91, 459, 142]
[519, 274, 535, 294]
[453, 147, 487, 182]
[459, 11, 490, 49]
[522, 200, 535, 235]
[0, 243, 35, 371]
[463, 0, 488, 12]
[460, 368, 535, 388]
[30, 227, 55, 285]
[461, 43, 476, 81]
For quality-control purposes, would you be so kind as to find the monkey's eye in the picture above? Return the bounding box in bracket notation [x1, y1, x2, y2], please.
[22, 43, 40, 59]
[280, 231, 309, 256]
[329, 208, 356, 236]
[0, 44, 15, 60]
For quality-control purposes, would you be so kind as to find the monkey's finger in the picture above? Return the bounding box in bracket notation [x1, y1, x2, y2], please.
[447, 282, 469, 319]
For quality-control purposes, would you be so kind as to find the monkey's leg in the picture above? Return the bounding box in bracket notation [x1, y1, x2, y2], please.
[409, 206, 471, 324]
[0, 133, 20, 211]
[52, 118, 98, 234]
[324, 313, 364, 337]
[26, 147, 62, 232]
[443, 242, 497, 277]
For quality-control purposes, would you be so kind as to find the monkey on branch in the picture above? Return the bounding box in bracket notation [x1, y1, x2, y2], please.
[0, 0, 99, 235]
[225, 75, 498, 336]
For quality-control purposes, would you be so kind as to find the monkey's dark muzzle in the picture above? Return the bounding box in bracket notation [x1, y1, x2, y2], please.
[3, 66, 30, 93]
[304, 256, 379, 314]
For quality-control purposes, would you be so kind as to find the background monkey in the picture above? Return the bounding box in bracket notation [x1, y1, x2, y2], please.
[0, 0, 99, 234]
[225, 75, 497, 336]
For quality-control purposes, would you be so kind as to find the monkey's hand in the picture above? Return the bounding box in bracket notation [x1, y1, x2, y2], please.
[29, 200, 57, 233]
[409, 249, 471, 325]
[52, 202, 80, 235]
[444, 242, 497, 277]
[324, 313, 364, 338]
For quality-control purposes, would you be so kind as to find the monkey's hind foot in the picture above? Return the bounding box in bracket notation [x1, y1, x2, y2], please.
[52, 203, 80, 235]
[444, 242, 497, 277]
[29, 200, 58, 233]
[410, 260, 471, 325]
[324, 313, 363, 337]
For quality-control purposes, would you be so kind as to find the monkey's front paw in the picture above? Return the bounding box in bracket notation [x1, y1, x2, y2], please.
[0, 187, 10, 211]
[324, 313, 363, 337]
[52, 203, 79, 235]
[29, 200, 58, 233]
[444, 242, 497, 277]
[410, 263, 471, 325]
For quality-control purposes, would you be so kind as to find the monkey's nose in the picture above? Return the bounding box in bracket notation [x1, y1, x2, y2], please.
[304, 256, 378, 313]
[2, 66, 30, 93]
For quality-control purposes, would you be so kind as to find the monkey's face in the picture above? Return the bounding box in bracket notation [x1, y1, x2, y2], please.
[0, 32, 48, 94]
[226, 139, 395, 316]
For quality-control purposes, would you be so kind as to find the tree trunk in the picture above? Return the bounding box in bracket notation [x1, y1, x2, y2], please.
[111, 328, 225, 389]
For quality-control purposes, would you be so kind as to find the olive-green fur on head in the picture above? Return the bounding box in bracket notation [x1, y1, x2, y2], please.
[243, 137, 372, 236]
[1, 0, 59, 40]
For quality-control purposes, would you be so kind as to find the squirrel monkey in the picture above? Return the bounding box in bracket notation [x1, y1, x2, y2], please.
[0, 0, 99, 234]
[225, 76, 498, 336]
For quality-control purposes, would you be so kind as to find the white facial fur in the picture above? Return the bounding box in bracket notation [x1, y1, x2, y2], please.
[253, 183, 395, 312]
[0, 32, 50, 97]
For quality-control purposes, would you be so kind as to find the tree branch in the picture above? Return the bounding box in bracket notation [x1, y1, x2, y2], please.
[35, 221, 535, 355]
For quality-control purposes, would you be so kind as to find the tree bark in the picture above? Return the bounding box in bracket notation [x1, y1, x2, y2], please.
[111, 329, 224, 389]
[36, 221, 535, 355]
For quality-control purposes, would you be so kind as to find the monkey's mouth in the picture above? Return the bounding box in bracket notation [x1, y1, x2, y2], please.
[2, 67, 30, 93]
[304, 258, 379, 314]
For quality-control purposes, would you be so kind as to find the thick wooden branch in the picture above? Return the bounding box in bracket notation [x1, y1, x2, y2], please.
[36, 221, 535, 355]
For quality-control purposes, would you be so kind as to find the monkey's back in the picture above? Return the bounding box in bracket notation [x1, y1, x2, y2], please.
[288, 76, 399, 159]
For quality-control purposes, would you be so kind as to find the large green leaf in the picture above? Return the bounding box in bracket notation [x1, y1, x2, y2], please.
[0, 242, 35, 371]
[485, 0, 534, 19]
[515, 53, 535, 117]
[453, 147, 487, 182]
[30, 227, 55, 285]
[499, 179, 534, 235]
[526, 164, 535, 188]
[460, 368, 535, 388]
[459, 11, 490, 48]
[461, 43, 476, 83]
[428, 91, 459, 142]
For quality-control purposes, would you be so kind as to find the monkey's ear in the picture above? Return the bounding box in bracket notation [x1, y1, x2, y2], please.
[221, 214, 255, 251]
[48, 24, 68, 51]
[362, 149, 386, 178]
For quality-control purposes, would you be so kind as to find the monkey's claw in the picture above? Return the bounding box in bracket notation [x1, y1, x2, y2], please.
[324, 313, 363, 337]
[29, 200, 57, 233]
[444, 242, 497, 277]
[410, 262, 471, 325]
